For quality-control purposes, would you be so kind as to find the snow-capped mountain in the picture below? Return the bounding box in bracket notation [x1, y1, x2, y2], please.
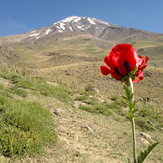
[0, 16, 161, 44]
[23, 16, 159, 42]
[25, 16, 120, 41]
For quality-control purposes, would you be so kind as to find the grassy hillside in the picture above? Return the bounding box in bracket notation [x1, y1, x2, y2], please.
[0, 34, 163, 162]
[0, 63, 162, 162]
[2, 35, 162, 69]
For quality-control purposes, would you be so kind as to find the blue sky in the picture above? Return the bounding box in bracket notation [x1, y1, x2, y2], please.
[0, 0, 163, 36]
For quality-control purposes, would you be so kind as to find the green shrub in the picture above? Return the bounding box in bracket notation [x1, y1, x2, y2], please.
[135, 117, 155, 131]
[0, 93, 11, 113]
[14, 78, 36, 90]
[138, 107, 158, 120]
[0, 72, 16, 80]
[105, 102, 126, 116]
[79, 104, 113, 116]
[0, 125, 42, 156]
[0, 69, 72, 103]
[75, 95, 97, 105]
[38, 84, 72, 103]
[9, 87, 28, 97]
[0, 84, 4, 89]
[94, 104, 113, 116]
[0, 100, 57, 157]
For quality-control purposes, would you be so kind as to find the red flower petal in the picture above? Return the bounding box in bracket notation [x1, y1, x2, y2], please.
[136, 55, 144, 67]
[104, 54, 118, 69]
[110, 70, 123, 80]
[133, 71, 144, 83]
[139, 56, 149, 71]
[111, 44, 137, 75]
[100, 65, 111, 75]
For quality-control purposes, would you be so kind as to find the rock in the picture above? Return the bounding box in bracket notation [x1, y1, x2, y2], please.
[158, 127, 163, 131]
[65, 70, 71, 75]
[147, 121, 154, 127]
[81, 125, 93, 133]
[140, 138, 149, 146]
[53, 109, 61, 116]
[140, 132, 153, 142]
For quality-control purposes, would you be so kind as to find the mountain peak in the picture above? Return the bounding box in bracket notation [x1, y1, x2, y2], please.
[55, 16, 114, 27]
[1, 16, 159, 44]
[54, 16, 82, 24]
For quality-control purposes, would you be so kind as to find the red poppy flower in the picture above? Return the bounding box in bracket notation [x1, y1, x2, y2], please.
[100, 44, 149, 82]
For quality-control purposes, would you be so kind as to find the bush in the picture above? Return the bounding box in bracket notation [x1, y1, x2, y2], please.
[135, 117, 155, 131]
[0, 100, 57, 157]
[105, 102, 126, 117]
[0, 70, 72, 103]
[75, 95, 97, 105]
[9, 86, 28, 97]
[38, 84, 72, 103]
[0, 125, 42, 156]
[79, 104, 113, 116]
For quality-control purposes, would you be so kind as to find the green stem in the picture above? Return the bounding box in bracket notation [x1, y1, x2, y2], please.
[129, 77, 134, 101]
[131, 116, 136, 163]
[128, 77, 137, 163]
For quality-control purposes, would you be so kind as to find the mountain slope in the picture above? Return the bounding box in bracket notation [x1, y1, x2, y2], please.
[0, 16, 163, 68]
[1, 16, 163, 44]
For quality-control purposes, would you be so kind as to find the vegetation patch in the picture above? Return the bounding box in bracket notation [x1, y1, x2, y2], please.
[0, 93, 57, 157]
[8, 86, 28, 97]
[0, 70, 72, 104]
[134, 103, 162, 131]
[79, 104, 113, 116]
[75, 95, 97, 105]
[38, 84, 72, 103]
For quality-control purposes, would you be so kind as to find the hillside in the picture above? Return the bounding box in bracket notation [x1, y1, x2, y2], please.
[0, 17, 163, 68]
[0, 65, 162, 163]
[0, 16, 163, 162]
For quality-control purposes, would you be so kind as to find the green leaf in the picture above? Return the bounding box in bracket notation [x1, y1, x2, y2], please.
[129, 93, 134, 101]
[124, 85, 132, 100]
[132, 108, 138, 114]
[129, 101, 136, 110]
[137, 142, 159, 163]
[122, 96, 127, 100]
[129, 67, 138, 78]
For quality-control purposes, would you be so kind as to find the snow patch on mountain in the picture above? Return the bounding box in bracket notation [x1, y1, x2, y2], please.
[73, 17, 81, 22]
[87, 18, 96, 25]
[77, 25, 85, 30]
[56, 26, 60, 29]
[69, 26, 73, 31]
[60, 23, 65, 30]
[45, 28, 52, 35]
[30, 33, 40, 37]
[58, 30, 63, 33]
[62, 16, 79, 23]
[31, 30, 36, 33]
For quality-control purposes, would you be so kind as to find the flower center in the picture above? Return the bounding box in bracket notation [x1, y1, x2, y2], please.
[114, 68, 123, 77]
[124, 61, 131, 72]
